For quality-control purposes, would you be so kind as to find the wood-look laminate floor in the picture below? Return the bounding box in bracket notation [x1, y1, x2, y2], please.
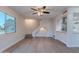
[4, 37, 79, 53]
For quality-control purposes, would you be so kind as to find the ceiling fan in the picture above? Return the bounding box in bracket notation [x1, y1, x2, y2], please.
[31, 6, 50, 16]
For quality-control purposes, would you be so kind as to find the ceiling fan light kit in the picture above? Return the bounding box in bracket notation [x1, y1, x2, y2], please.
[37, 12, 43, 16]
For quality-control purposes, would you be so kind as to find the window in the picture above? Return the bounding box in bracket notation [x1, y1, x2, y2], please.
[0, 12, 5, 34]
[61, 16, 67, 31]
[56, 16, 67, 32]
[0, 11, 16, 35]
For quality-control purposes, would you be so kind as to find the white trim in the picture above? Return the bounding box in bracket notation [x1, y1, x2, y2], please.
[67, 44, 79, 47]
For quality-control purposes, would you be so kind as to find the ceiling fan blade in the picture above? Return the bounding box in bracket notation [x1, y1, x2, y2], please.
[33, 13, 37, 14]
[31, 8, 37, 11]
[42, 6, 46, 9]
[43, 11, 50, 14]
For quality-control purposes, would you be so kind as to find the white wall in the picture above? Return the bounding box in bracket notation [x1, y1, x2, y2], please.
[24, 19, 40, 34]
[54, 15, 68, 45]
[32, 19, 54, 37]
[54, 7, 79, 47]
[0, 7, 26, 52]
[67, 7, 79, 47]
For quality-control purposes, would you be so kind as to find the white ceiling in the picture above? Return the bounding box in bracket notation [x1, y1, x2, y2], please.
[9, 6, 68, 20]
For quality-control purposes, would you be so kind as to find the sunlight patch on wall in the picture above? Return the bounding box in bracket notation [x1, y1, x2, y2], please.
[25, 19, 36, 26]
[40, 27, 48, 32]
[25, 19, 40, 33]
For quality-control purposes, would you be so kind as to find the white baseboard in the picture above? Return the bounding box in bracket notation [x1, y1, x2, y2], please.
[67, 44, 79, 47]
[0, 35, 24, 53]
